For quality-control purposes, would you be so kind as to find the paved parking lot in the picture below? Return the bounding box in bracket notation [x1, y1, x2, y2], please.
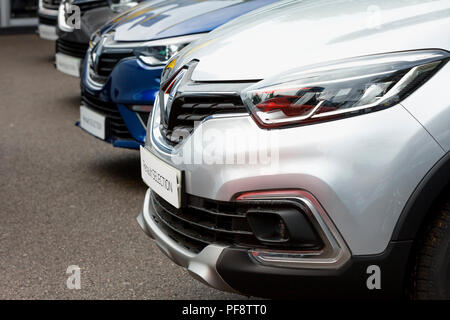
[0, 34, 245, 299]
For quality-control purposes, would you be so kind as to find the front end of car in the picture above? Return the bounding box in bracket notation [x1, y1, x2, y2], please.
[55, 0, 140, 77]
[136, 0, 450, 298]
[38, 0, 61, 40]
[80, 31, 204, 149]
[79, 0, 279, 149]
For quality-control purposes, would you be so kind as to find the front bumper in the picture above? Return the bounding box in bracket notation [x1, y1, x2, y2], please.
[54, 31, 89, 77]
[138, 188, 413, 298]
[38, 14, 58, 40]
[79, 57, 161, 149]
[38, 0, 58, 40]
[55, 53, 82, 77]
[137, 189, 236, 293]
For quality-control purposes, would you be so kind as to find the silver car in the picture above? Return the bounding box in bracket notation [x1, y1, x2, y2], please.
[137, 0, 450, 299]
[38, 0, 61, 40]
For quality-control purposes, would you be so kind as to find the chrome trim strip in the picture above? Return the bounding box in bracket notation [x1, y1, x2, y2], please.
[103, 33, 208, 49]
[203, 112, 248, 122]
[150, 96, 176, 155]
[85, 48, 106, 89]
[241, 193, 351, 269]
[57, 2, 73, 32]
[39, 0, 59, 17]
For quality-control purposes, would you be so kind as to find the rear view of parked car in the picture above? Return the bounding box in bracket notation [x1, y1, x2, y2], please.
[38, 0, 61, 40]
[137, 0, 450, 299]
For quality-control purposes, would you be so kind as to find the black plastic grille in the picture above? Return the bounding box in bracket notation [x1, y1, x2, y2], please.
[38, 15, 56, 26]
[162, 95, 248, 145]
[56, 39, 89, 59]
[137, 112, 150, 127]
[42, 0, 61, 10]
[81, 91, 132, 140]
[96, 51, 134, 78]
[150, 193, 260, 253]
[150, 192, 324, 254]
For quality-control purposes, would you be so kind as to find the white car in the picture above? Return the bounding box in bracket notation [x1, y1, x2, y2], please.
[138, 0, 450, 299]
[38, 0, 61, 40]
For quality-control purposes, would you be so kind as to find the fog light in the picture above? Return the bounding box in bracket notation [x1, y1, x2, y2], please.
[236, 190, 351, 269]
[246, 210, 290, 244]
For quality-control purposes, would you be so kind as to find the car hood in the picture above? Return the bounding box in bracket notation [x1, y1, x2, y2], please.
[58, 4, 115, 43]
[82, 6, 117, 38]
[72, 0, 107, 5]
[101, 0, 278, 42]
[168, 0, 450, 82]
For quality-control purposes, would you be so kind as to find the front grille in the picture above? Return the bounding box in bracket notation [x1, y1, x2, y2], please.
[43, 0, 61, 10]
[137, 112, 150, 127]
[56, 39, 89, 59]
[82, 92, 132, 140]
[150, 193, 259, 253]
[162, 95, 248, 145]
[96, 51, 134, 78]
[150, 192, 319, 254]
[38, 15, 56, 26]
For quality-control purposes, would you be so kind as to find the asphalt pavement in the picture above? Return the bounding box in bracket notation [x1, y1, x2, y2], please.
[0, 34, 245, 299]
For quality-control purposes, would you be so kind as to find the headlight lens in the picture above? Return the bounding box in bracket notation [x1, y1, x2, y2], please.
[241, 50, 449, 128]
[135, 43, 189, 67]
[134, 34, 206, 67]
[108, 0, 141, 13]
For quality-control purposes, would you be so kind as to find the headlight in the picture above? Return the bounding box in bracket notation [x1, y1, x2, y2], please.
[135, 44, 188, 67]
[108, 0, 141, 13]
[135, 34, 207, 67]
[241, 50, 449, 129]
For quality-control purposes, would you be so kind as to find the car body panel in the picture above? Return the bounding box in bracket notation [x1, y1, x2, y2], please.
[138, 0, 450, 296]
[108, 60, 161, 105]
[147, 98, 445, 255]
[100, 0, 277, 42]
[166, 0, 450, 82]
[401, 62, 450, 152]
[57, 5, 116, 44]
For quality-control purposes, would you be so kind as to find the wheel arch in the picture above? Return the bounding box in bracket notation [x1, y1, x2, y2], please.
[392, 151, 450, 241]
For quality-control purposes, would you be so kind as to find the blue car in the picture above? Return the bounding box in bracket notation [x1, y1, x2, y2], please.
[79, 0, 278, 149]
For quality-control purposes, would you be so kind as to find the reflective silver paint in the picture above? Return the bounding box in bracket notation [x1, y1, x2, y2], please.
[147, 99, 444, 255]
[150, 0, 450, 256]
[401, 62, 450, 151]
[169, 0, 450, 82]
